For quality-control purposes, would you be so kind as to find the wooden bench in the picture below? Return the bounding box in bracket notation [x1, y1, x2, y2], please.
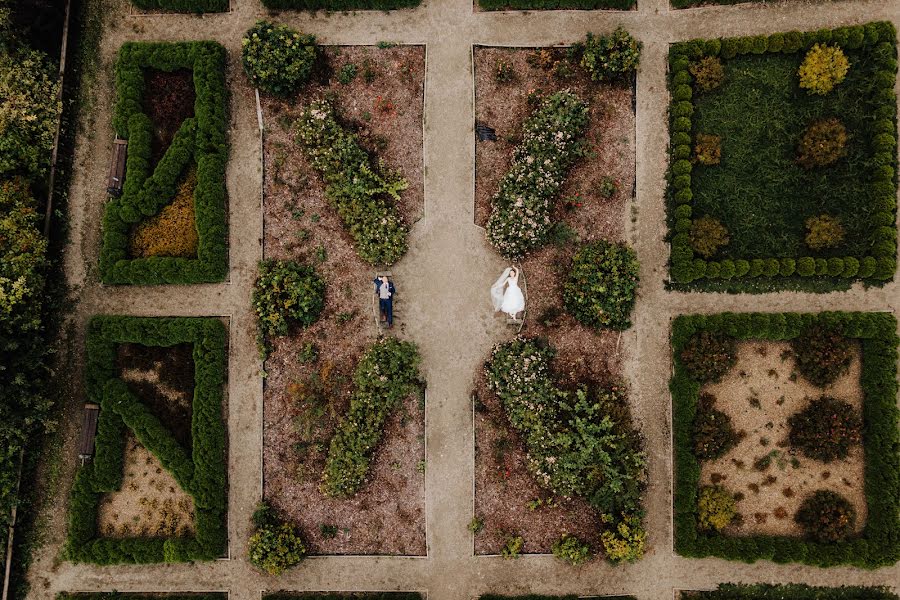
[77, 403, 100, 465]
[106, 138, 128, 197]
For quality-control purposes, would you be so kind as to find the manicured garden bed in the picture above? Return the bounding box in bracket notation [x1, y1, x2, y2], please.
[260, 43, 427, 556]
[667, 23, 898, 292]
[266, 595, 423, 600]
[100, 41, 228, 285]
[59, 595, 227, 600]
[681, 584, 898, 600]
[477, 0, 634, 10]
[66, 316, 228, 564]
[259, 0, 419, 8]
[672, 311, 900, 567]
[129, 0, 228, 12]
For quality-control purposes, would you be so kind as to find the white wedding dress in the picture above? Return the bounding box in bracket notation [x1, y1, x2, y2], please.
[491, 268, 525, 318]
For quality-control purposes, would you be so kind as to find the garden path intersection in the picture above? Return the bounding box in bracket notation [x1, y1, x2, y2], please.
[29, 0, 900, 599]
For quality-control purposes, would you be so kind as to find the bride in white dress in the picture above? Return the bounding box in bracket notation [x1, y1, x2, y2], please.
[491, 267, 525, 319]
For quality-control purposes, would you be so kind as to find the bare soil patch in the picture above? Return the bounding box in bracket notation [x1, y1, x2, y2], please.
[143, 68, 195, 166]
[699, 340, 866, 537]
[472, 46, 636, 554]
[261, 45, 425, 556]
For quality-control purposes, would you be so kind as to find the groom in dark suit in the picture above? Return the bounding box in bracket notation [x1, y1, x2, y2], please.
[373, 276, 395, 327]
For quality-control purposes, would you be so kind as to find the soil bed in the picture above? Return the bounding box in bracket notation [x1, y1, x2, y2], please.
[261, 45, 425, 556]
[699, 340, 866, 537]
[143, 68, 195, 167]
[472, 46, 636, 554]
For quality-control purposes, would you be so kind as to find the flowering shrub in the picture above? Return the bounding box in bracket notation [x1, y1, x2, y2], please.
[805, 214, 845, 250]
[252, 259, 325, 339]
[797, 118, 847, 168]
[322, 337, 421, 497]
[563, 240, 640, 330]
[795, 490, 856, 543]
[129, 166, 198, 258]
[790, 325, 853, 387]
[486, 90, 588, 258]
[296, 100, 409, 265]
[241, 21, 317, 96]
[798, 44, 849, 96]
[552, 534, 591, 565]
[247, 503, 306, 575]
[580, 28, 642, 82]
[788, 396, 861, 463]
[698, 485, 736, 531]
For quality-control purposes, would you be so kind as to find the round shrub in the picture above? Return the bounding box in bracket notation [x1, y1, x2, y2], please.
[795, 490, 857, 543]
[689, 56, 725, 93]
[581, 27, 641, 82]
[673, 70, 691, 85]
[779, 258, 796, 277]
[797, 118, 847, 168]
[842, 256, 860, 278]
[719, 259, 735, 279]
[689, 215, 729, 258]
[673, 132, 692, 146]
[698, 485, 737, 531]
[749, 259, 765, 277]
[815, 258, 828, 275]
[692, 259, 707, 278]
[799, 44, 849, 95]
[247, 504, 306, 575]
[805, 214, 845, 250]
[253, 259, 325, 338]
[674, 175, 691, 189]
[673, 159, 692, 176]
[750, 36, 768, 54]
[783, 32, 803, 53]
[859, 257, 878, 278]
[552, 534, 591, 566]
[563, 240, 640, 331]
[791, 325, 853, 387]
[600, 512, 646, 563]
[789, 396, 862, 463]
[673, 85, 693, 101]
[693, 134, 721, 166]
[675, 188, 693, 203]
[674, 145, 691, 160]
[693, 393, 739, 460]
[763, 258, 780, 277]
[675, 204, 692, 219]
[706, 261, 721, 278]
[734, 259, 750, 277]
[680, 330, 737, 383]
[241, 21, 317, 96]
[827, 257, 845, 276]
[767, 33, 785, 53]
[673, 101, 694, 117]
[874, 257, 896, 280]
[797, 257, 816, 277]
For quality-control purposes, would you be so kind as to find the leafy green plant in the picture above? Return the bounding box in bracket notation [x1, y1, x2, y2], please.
[500, 535, 524, 559]
[698, 485, 736, 531]
[679, 330, 737, 383]
[600, 512, 646, 563]
[253, 259, 325, 339]
[692, 393, 739, 460]
[338, 63, 358, 85]
[795, 490, 856, 543]
[797, 118, 847, 168]
[552, 534, 590, 565]
[690, 216, 729, 258]
[563, 240, 640, 330]
[788, 396, 861, 462]
[799, 44, 849, 95]
[248, 502, 306, 575]
[581, 28, 641, 82]
[241, 21, 317, 96]
[693, 134, 721, 166]
[598, 176, 618, 199]
[804, 215, 845, 250]
[468, 516, 484, 534]
[689, 56, 725, 93]
[790, 325, 853, 387]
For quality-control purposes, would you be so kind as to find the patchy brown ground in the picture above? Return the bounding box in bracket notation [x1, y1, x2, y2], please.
[143, 68, 195, 167]
[699, 341, 866, 537]
[261, 45, 426, 556]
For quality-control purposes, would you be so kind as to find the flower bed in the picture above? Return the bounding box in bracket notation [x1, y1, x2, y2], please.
[671, 311, 900, 567]
[667, 22, 897, 292]
[66, 316, 228, 564]
[100, 41, 228, 285]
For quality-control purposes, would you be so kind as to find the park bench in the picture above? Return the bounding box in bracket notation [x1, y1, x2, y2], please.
[77, 402, 100, 465]
[106, 138, 128, 197]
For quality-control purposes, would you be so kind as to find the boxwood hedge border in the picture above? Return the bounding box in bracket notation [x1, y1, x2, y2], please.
[59, 595, 226, 600]
[666, 22, 898, 290]
[260, 0, 420, 9]
[131, 0, 228, 12]
[100, 41, 228, 285]
[684, 584, 898, 600]
[265, 595, 423, 600]
[671, 311, 900, 568]
[66, 316, 227, 564]
[477, 0, 634, 10]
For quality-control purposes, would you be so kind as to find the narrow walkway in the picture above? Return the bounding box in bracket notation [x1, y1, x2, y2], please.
[27, 0, 900, 599]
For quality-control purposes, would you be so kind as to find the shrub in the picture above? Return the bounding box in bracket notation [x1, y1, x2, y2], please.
[563, 240, 640, 331]
[600, 512, 646, 563]
[804, 214, 845, 250]
[241, 21, 317, 96]
[797, 118, 847, 168]
[795, 490, 856, 543]
[295, 100, 409, 265]
[799, 44, 849, 95]
[788, 396, 862, 462]
[679, 331, 736, 383]
[552, 534, 591, 565]
[698, 485, 736, 531]
[791, 325, 853, 387]
[501, 535, 524, 559]
[130, 0, 227, 11]
[581, 28, 641, 82]
[693, 134, 721, 166]
[247, 503, 306, 575]
[692, 393, 739, 460]
[253, 260, 324, 339]
[322, 337, 421, 497]
[129, 166, 198, 258]
[485, 91, 588, 258]
[689, 216, 729, 258]
[688, 56, 725, 92]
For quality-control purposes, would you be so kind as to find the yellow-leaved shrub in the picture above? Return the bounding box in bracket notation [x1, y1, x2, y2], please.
[129, 166, 199, 258]
[798, 44, 849, 96]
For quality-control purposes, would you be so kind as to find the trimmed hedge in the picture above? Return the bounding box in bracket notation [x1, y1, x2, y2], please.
[59, 595, 226, 600]
[101, 42, 228, 285]
[265, 595, 423, 600]
[130, 0, 228, 12]
[478, 0, 633, 8]
[666, 22, 898, 290]
[66, 316, 227, 564]
[671, 311, 900, 568]
[687, 584, 898, 600]
[260, 0, 419, 8]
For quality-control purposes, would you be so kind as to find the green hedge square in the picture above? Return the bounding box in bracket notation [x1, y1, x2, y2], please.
[100, 42, 228, 285]
[66, 316, 227, 564]
[671, 311, 900, 568]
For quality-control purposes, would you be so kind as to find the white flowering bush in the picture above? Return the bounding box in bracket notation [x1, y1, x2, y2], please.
[321, 337, 421, 497]
[485, 337, 647, 560]
[486, 90, 589, 259]
[296, 100, 409, 266]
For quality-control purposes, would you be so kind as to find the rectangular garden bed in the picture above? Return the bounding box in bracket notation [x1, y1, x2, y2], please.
[667, 23, 897, 292]
[476, 0, 634, 10]
[472, 45, 636, 555]
[261, 44, 426, 556]
[128, 0, 229, 13]
[100, 41, 228, 285]
[66, 316, 228, 564]
[671, 311, 900, 567]
[680, 584, 898, 600]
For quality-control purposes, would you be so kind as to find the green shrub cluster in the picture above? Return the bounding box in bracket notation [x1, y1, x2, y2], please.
[242, 21, 317, 96]
[698, 485, 736, 531]
[248, 502, 306, 575]
[788, 396, 861, 462]
[266, 595, 423, 600]
[672, 311, 900, 567]
[260, 0, 420, 8]
[692, 393, 739, 460]
[66, 316, 227, 564]
[101, 41, 228, 285]
[295, 100, 409, 266]
[551, 534, 591, 565]
[486, 90, 588, 258]
[667, 22, 898, 288]
[59, 595, 226, 600]
[689, 584, 898, 600]
[795, 489, 857, 543]
[790, 324, 853, 386]
[580, 28, 641, 82]
[804, 214, 845, 250]
[799, 44, 849, 96]
[253, 259, 325, 339]
[321, 337, 421, 497]
[689, 215, 728, 258]
[679, 330, 736, 383]
[485, 337, 646, 561]
[562, 240, 640, 330]
[130, 0, 228, 12]
[478, 0, 634, 9]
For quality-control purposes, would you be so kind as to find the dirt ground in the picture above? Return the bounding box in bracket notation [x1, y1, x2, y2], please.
[698, 340, 866, 537]
[261, 45, 426, 556]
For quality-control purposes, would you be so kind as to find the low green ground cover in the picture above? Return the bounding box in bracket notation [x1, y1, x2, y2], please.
[130, 0, 228, 11]
[685, 584, 898, 600]
[478, 0, 634, 10]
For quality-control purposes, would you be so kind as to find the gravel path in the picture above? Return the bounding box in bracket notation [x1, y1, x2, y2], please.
[26, 0, 900, 599]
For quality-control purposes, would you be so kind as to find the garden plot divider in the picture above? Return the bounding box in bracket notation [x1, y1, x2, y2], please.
[671, 311, 900, 568]
[100, 41, 228, 285]
[129, 0, 230, 13]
